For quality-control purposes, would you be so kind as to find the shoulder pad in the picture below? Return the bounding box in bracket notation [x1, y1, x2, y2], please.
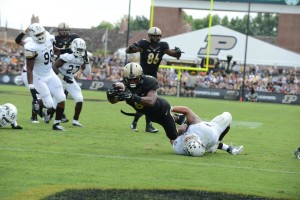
[159, 41, 169, 49]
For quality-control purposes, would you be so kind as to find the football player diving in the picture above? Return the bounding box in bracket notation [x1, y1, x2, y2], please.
[107, 62, 185, 143]
[125, 26, 183, 133]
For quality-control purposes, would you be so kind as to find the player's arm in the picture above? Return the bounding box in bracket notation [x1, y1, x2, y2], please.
[52, 58, 65, 74]
[139, 89, 157, 107]
[171, 106, 201, 124]
[126, 42, 141, 53]
[15, 27, 29, 46]
[165, 47, 183, 60]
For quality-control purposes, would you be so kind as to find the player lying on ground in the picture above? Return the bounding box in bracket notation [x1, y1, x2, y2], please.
[0, 103, 22, 129]
[171, 106, 243, 157]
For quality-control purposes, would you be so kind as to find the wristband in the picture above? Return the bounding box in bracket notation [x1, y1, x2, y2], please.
[133, 95, 141, 103]
[28, 84, 34, 89]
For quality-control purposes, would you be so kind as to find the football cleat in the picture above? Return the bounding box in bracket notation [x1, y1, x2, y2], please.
[228, 145, 244, 155]
[61, 113, 69, 123]
[43, 110, 51, 124]
[72, 120, 84, 127]
[145, 123, 158, 133]
[130, 122, 138, 132]
[52, 123, 64, 131]
[30, 116, 39, 124]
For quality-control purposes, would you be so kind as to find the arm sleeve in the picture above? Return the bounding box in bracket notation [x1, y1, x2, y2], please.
[15, 32, 26, 44]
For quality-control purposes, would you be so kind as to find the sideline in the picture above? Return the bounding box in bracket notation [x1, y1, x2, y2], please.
[1, 147, 299, 175]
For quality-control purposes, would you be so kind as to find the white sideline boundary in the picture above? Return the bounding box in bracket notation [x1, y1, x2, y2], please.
[1, 147, 299, 175]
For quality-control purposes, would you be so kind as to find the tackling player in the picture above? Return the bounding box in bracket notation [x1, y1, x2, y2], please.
[126, 27, 183, 133]
[172, 106, 244, 157]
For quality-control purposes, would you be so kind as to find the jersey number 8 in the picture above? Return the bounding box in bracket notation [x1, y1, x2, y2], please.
[147, 53, 160, 65]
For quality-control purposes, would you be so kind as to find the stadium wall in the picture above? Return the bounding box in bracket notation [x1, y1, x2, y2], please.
[1, 74, 299, 105]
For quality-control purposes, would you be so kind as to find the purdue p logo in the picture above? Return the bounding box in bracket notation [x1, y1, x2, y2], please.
[89, 81, 104, 90]
[282, 95, 297, 104]
[198, 35, 237, 56]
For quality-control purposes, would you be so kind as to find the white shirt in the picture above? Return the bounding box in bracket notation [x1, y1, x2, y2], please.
[173, 122, 219, 155]
[59, 53, 85, 78]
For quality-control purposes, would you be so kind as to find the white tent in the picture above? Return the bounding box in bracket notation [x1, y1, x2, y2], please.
[162, 25, 300, 67]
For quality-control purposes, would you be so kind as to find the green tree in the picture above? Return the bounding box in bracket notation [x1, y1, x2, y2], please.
[188, 13, 278, 37]
[130, 15, 149, 30]
[94, 21, 115, 30]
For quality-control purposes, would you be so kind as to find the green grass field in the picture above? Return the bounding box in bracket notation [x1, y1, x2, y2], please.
[0, 85, 299, 200]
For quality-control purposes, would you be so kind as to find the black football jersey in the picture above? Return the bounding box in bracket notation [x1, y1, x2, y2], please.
[125, 75, 170, 117]
[55, 33, 79, 49]
[137, 39, 169, 78]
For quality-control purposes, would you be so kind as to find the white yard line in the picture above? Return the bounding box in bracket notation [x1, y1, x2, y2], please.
[1, 147, 298, 175]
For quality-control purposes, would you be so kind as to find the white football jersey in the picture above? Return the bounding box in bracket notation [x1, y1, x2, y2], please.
[59, 53, 85, 78]
[24, 32, 55, 77]
[173, 112, 232, 155]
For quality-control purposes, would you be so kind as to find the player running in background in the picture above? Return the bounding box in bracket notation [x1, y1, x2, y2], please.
[172, 106, 243, 157]
[25, 23, 67, 131]
[53, 38, 91, 127]
[126, 27, 183, 133]
[15, 27, 43, 123]
[54, 22, 80, 123]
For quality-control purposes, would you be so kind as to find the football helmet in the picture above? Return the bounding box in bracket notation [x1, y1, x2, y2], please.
[28, 23, 46, 43]
[123, 62, 143, 88]
[57, 22, 70, 39]
[0, 103, 17, 126]
[148, 27, 161, 43]
[71, 38, 86, 57]
[184, 133, 205, 157]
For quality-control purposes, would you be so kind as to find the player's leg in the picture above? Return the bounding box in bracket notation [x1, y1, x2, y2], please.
[22, 70, 39, 123]
[61, 89, 69, 123]
[130, 112, 142, 132]
[67, 82, 84, 127]
[145, 116, 158, 133]
[48, 73, 66, 131]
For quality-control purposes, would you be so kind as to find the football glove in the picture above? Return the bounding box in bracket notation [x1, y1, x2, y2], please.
[128, 43, 139, 51]
[63, 76, 73, 84]
[174, 46, 184, 60]
[11, 124, 22, 129]
[30, 88, 39, 100]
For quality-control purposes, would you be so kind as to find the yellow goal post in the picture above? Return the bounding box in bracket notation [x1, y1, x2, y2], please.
[159, 65, 209, 97]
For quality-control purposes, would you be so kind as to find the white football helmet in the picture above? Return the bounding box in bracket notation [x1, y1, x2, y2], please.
[148, 27, 161, 43]
[184, 133, 205, 157]
[0, 103, 17, 127]
[28, 23, 46, 43]
[123, 62, 143, 88]
[71, 38, 86, 57]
